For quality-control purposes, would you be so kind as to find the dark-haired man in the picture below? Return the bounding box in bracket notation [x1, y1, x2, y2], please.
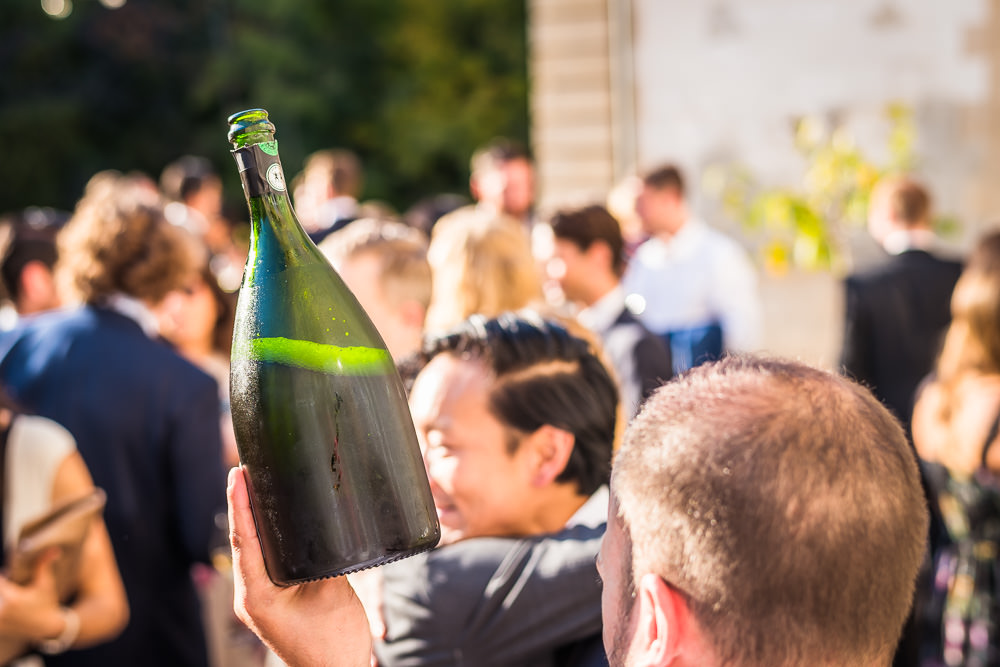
[0, 206, 67, 324]
[229, 353, 928, 667]
[623, 165, 762, 373]
[549, 204, 671, 418]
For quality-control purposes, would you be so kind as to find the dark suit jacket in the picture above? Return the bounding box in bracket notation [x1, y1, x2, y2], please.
[840, 249, 963, 431]
[601, 308, 672, 419]
[0, 306, 226, 667]
[375, 489, 608, 667]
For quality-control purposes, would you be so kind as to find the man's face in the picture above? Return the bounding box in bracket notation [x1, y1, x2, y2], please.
[598, 496, 639, 667]
[474, 158, 535, 220]
[635, 184, 684, 237]
[548, 238, 590, 304]
[409, 353, 538, 542]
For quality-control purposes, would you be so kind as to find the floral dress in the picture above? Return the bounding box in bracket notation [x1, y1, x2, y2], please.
[921, 413, 1000, 667]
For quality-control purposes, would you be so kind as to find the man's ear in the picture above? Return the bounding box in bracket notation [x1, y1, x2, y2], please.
[631, 573, 690, 666]
[525, 425, 575, 487]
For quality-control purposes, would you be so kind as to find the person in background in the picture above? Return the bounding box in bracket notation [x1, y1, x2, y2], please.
[0, 389, 128, 667]
[623, 164, 762, 373]
[606, 175, 647, 261]
[910, 230, 1000, 666]
[423, 211, 545, 334]
[0, 207, 68, 327]
[227, 355, 928, 667]
[468, 138, 536, 228]
[548, 204, 671, 419]
[291, 149, 363, 245]
[155, 263, 238, 467]
[318, 218, 431, 363]
[840, 176, 963, 435]
[0, 172, 226, 667]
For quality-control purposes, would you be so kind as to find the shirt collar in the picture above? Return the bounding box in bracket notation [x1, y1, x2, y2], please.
[103, 293, 160, 338]
[882, 228, 939, 255]
[578, 285, 626, 334]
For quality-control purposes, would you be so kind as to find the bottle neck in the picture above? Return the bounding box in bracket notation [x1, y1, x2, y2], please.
[233, 141, 288, 201]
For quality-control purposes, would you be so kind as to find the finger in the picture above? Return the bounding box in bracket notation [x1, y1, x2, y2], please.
[31, 547, 61, 586]
[228, 466, 270, 622]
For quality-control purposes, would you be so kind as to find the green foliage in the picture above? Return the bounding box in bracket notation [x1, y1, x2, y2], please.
[716, 103, 935, 275]
[0, 0, 527, 219]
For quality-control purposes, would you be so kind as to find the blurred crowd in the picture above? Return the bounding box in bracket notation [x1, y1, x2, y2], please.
[0, 132, 996, 667]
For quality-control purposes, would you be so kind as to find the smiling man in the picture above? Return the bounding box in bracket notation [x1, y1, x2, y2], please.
[365, 311, 617, 666]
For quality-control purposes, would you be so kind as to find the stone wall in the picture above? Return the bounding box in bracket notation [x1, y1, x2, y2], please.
[529, 0, 1000, 367]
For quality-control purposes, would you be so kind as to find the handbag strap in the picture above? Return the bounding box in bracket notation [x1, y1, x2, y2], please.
[0, 416, 11, 564]
[980, 407, 1000, 469]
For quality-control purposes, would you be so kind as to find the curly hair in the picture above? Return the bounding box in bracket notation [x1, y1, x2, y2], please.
[56, 171, 205, 306]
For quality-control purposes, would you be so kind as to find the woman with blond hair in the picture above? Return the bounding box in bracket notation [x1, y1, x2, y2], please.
[424, 210, 545, 334]
[912, 230, 1000, 666]
[0, 172, 226, 667]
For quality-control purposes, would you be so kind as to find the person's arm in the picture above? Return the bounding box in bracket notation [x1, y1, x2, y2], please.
[0, 451, 129, 649]
[228, 466, 371, 667]
[840, 277, 875, 386]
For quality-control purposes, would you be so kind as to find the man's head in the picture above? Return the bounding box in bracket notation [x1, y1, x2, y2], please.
[600, 355, 928, 667]
[548, 204, 626, 307]
[867, 176, 932, 243]
[160, 155, 224, 220]
[0, 207, 67, 315]
[469, 138, 535, 222]
[636, 165, 688, 238]
[319, 218, 431, 361]
[293, 149, 363, 230]
[409, 310, 618, 542]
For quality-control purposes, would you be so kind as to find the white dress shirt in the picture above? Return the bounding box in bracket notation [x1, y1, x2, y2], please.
[622, 219, 762, 352]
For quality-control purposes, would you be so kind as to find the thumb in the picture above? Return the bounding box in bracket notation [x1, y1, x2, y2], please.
[31, 547, 61, 590]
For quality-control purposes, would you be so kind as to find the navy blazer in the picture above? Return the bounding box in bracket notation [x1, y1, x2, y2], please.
[0, 305, 226, 667]
[841, 249, 963, 432]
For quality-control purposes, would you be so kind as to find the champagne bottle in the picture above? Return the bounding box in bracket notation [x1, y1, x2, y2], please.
[226, 108, 440, 585]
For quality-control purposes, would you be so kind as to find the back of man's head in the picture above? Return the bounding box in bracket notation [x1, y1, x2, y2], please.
[869, 177, 932, 239]
[612, 355, 928, 666]
[420, 310, 618, 496]
[550, 204, 627, 278]
[321, 218, 432, 313]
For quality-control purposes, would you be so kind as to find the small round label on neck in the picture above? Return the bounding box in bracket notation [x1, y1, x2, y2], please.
[266, 163, 286, 191]
[259, 141, 279, 156]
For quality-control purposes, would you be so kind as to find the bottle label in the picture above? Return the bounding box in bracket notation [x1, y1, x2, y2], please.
[233, 142, 286, 198]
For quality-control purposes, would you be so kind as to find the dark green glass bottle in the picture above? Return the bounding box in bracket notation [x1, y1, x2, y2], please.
[226, 108, 439, 585]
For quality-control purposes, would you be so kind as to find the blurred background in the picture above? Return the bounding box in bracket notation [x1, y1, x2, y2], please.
[4, 0, 1000, 365]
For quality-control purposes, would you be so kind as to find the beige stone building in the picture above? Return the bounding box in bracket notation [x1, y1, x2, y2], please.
[529, 0, 1000, 366]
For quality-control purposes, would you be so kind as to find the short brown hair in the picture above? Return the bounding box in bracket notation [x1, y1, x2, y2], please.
[642, 164, 685, 198]
[613, 355, 928, 666]
[878, 177, 931, 227]
[320, 218, 432, 312]
[301, 149, 363, 199]
[549, 205, 627, 277]
[56, 171, 204, 305]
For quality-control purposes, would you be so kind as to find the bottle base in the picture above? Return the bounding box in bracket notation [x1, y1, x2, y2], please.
[268, 542, 439, 587]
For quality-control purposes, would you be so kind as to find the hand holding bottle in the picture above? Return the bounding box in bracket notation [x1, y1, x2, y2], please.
[228, 466, 372, 667]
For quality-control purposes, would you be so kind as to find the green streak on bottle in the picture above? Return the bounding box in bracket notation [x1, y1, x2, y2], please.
[233, 336, 393, 376]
